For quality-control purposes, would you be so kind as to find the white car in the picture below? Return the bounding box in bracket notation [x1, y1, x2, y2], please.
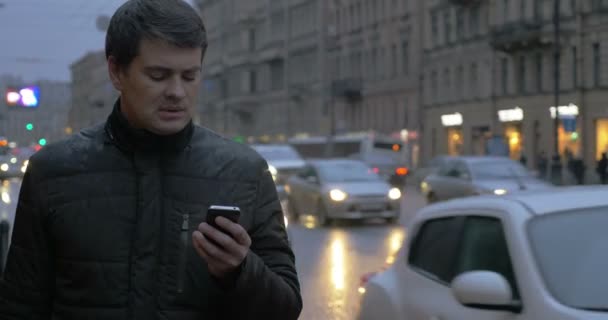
[357, 186, 608, 320]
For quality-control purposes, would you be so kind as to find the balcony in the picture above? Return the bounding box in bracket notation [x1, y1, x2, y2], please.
[331, 78, 363, 103]
[490, 21, 549, 53]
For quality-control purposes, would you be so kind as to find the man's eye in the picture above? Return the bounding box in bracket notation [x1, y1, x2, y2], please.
[183, 74, 197, 81]
[149, 73, 166, 81]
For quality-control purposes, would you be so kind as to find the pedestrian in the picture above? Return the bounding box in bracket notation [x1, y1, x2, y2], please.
[0, 0, 302, 319]
[598, 152, 608, 184]
[536, 151, 548, 179]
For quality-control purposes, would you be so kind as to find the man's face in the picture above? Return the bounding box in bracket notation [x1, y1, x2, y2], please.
[109, 38, 202, 135]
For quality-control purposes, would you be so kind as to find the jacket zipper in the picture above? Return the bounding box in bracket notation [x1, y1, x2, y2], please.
[127, 161, 141, 319]
[177, 213, 189, 294]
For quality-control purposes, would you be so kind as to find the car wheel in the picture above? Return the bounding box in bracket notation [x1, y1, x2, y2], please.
[427, 192, 438, 204]
[287, 197, 300, 222]
[385, 216, 399, 224]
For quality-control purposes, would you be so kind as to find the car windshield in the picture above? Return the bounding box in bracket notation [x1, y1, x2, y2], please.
[316, 161, 381, 182]
[528, 208, 608, 311]
[471, 160, 530, 179]
[253, 146, 302, 161]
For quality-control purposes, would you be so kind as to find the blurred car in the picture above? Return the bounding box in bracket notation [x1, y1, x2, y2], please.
[251, 144, 306, 186]
[349, 151, 409, 187]
[285, 159, 402, 225]
[421, 156, 551, 203]
[0, 155, 26, 180]
[357, 186, 608, 319]
[411, 155, 452, 188]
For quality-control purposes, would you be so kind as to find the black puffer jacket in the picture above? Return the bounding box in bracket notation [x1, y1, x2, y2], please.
[0, 105, 302, 319]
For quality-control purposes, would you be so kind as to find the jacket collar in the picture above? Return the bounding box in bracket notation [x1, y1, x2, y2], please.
[104, 99, 194, 154]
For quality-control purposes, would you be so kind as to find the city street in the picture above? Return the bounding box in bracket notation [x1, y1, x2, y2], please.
[0, 179, 426, 320]
[288, 186, 426, 320]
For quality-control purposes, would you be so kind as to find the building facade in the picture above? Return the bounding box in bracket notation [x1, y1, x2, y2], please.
[195, 0, 422, 150]
[1, 75, 71, 146]
[68, 50, 118, 134]
[421, 0, 608, 180]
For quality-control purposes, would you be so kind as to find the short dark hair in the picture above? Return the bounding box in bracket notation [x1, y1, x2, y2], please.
[105, 0, 207, 69]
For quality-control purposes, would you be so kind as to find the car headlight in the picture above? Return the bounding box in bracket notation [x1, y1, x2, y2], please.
[329, 189, 348, 202]
[0, 164, 8, 172]
[494, 189, 507, 195]
[268, 165, 278, 181]
[388, 187, 402, 200]
[10, 157, 17, 164]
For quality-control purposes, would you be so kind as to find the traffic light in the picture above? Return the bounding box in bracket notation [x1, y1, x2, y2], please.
[26, 123, 34, 131]
[38, 138, 47, 146]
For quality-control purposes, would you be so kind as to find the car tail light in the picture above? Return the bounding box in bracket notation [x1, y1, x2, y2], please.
[396, 167, 408, 176]
[358, 266, 389, 294]
[373, 167, 380, 174]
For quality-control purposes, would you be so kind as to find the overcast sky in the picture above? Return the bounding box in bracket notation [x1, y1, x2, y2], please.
[0, 0, 196, 83]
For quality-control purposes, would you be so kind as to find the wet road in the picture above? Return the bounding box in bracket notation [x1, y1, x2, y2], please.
[288, 186, 426, 320]
[0, 179, 20, 237]
[0, 179, 426, 319]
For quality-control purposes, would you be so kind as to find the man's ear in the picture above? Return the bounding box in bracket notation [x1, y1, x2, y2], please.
[108, 56, 124, 92]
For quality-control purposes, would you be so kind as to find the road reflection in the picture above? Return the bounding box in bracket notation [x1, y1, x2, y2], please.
[385, 228, 405, 265]
[325, 230, 348, 318]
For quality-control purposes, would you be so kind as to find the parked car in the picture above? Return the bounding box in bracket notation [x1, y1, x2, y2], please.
[285, 159, 402, 225]
[421, 156, 551, 203]
[357, 186, 608, 319]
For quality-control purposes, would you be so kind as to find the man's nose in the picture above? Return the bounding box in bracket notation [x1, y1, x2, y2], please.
[165, 77, 186, 100]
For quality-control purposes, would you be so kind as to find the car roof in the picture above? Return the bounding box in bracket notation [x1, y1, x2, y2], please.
[424, 186, 608, 217]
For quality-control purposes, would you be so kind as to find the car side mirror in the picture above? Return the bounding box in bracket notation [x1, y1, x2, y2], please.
[451, 271, 522, 313]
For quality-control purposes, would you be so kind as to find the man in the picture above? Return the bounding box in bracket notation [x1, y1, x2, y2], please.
[0, 0, 302, 319]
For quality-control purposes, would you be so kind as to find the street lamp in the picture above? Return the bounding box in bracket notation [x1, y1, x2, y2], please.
[550, 0, 562, 185]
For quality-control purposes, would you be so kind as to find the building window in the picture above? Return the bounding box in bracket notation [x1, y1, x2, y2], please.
[270, 59, 284, 91]
[402, 41, 409, 75]
[594, 42, 601, 87]
[501, 57, 509, 95]
[456, 65, 464, 99]
[249, 69, 257, 93]
[444, 10, 452, 44]
[456, 9, 464, 39]
[572, 46, 578, 88]
[444, 68, 451, 99]
[370, 48, 378, 79]
[536, 53, 543, 92]
[431, 70, 438, 100]
[518, 56, 526, 93]
[520, 0, 526, 17]
[470, 5, 480, 35]
[431, 12, 439, 46]
[391, 44, 398, 78]
[248, 28, 256, 52]
[470, 62, 478, 96]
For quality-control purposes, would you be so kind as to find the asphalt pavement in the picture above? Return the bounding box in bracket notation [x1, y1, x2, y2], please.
[288, 186, 427, 320]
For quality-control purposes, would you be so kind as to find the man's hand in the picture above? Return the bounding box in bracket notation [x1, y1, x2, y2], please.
[192, 216, 251, 279]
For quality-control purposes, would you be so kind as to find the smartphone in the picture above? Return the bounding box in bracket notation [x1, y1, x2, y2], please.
[206, 205, 241, 234]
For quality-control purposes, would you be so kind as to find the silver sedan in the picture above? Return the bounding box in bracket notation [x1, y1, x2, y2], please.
[285, 159, 402, 226]
[421, 156, 552, 203]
